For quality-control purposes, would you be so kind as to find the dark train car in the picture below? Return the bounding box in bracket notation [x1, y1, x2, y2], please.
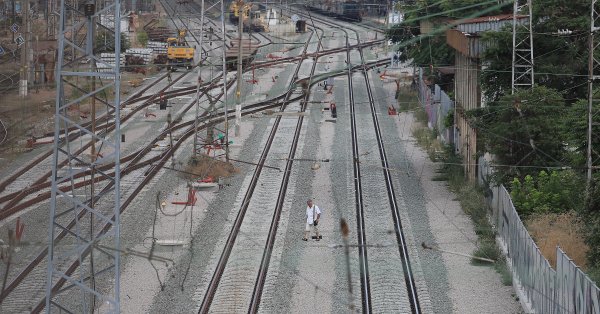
[337, 0, 362, 22]
[305, 0, 363, 22]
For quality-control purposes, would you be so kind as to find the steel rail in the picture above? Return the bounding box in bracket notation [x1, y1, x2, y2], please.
[345, 29, 373, 314]
[302, 7, 422, 313]
[0, 71, 311, 308]
[34, 75, 312, 314]
[287, 7, 424, 312]
[198, 25, 317, 314]
[0, 43, 385, 213]
[247, 24, 325, 313]
[287, 6, 375, 309]
[0, 73, 215, 212]
[0, 71, 188, 194]
[354, 30, 422, 314]
[0, 118, 6, 145]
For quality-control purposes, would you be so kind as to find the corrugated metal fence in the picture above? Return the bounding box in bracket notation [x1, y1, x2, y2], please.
[416, 69, 454, 144]
[479, 157, 600, 313]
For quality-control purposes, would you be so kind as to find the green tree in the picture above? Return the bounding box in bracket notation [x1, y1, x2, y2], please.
[581, 180, 600, 283]
[95, 31, 130, 53]
[386, 0, 511, 85]
[480, 0, 590, 102]
[137, 31, 149, 47]
[510, 170, 584, 217]
[467, 86, 567, 182]
[560, 97, 600, 169]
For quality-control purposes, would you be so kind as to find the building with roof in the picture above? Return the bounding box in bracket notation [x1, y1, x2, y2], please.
[445, 13, 528, 180]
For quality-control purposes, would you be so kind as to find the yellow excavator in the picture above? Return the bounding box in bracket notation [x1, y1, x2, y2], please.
[167, 29, 195, 70]
[229, 2, 267, 32]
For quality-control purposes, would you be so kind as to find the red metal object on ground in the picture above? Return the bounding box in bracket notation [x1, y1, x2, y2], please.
[247, 67, 258, 84]
[172, 188, 197, 205]
[199, 176, 214, 183]
[15, 217, 24, 243]
[379, 70, 387, 80]
[388, 106, 397, 115]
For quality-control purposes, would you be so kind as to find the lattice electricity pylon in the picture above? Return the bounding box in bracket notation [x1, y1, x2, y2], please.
[511, 0, 534, 93]
[46, 0, 122, 312]
[587, 0, 600, 183]
[46, 0, 59, 39]
[193, 0, 229, 159]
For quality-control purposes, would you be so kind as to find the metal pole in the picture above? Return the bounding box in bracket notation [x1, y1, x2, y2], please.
[587, 0, 597, 186]
[193, 0, 206, 158]
[235, 0, 244, 137]
[19, 0, 28, 97]
[222, 0, 229, 161]
[46, 0, 122, 310]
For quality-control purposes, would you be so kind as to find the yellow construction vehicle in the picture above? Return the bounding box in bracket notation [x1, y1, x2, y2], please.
[229, 2, 267, 32]
[167, 29, 195, 70]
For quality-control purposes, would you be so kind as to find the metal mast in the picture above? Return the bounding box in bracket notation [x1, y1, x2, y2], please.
[221, 0, 230, 161]
[46, 0, 60, 38]
[45, 0, 122, 311]
[511, 0, 534, 93]
[193, 0, 229, 160]
[235, 0, 245, 138]
[193, 0, 207, 158]
[587, 0, 600, 184]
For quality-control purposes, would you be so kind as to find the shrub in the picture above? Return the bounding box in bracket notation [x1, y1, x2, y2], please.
[510, 170, 584, 217]
[137, 31, 149, 47]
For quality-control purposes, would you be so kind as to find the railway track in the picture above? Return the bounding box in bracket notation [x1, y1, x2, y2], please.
[0, 38, 382, 214]
[0, 72, 19, 94]
[345, 29, 373, 313]
[0, 2, 222, 310]
[0, 3, 392, 311]
[0, 118, 6, 146]
[196, 23, 320, 313]
[0, 72, 207, 214]
[194, 14, 391, 311]
[17, 75, 309, 313]
[281, 6, 423, 313]
[354, 29, 422, 314]
[1, 46, 360, 311]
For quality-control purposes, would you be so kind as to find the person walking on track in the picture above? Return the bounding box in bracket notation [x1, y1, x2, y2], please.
[303, 199, 322, 241]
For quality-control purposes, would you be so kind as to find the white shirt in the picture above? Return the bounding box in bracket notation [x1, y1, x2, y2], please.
[306, 205, 321, 224]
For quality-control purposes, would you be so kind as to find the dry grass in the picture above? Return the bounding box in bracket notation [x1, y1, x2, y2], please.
[183, 155, 238, 181]
[526, 212, 588, 269]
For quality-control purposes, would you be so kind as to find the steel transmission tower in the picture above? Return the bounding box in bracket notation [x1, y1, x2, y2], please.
[45, 0, 122, 311]
[193, 0, 229, 159]
[588, 0, 600, 184]
[511, 0, 534, 93]
[46, 0, 59, 39]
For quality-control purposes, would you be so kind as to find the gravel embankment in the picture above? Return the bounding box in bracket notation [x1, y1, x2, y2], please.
[394, 111, 523, 314]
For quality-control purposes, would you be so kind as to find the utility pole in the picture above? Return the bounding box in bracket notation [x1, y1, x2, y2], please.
[193, 0, 207, 158]
[193, 0, 228, 160]
[47, 0, 58, 39]
[587, 0, 600, 186]
[385, 0, 390, 54]
[222, 0, 230, 161]
[235, 0, 245, 137]
[45, 0, 122, 312]
[19, 0, 28, 97]
[511, 0, 534, 93]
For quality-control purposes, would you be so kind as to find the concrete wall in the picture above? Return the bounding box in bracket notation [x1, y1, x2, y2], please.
[454, 52, 479, 180]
